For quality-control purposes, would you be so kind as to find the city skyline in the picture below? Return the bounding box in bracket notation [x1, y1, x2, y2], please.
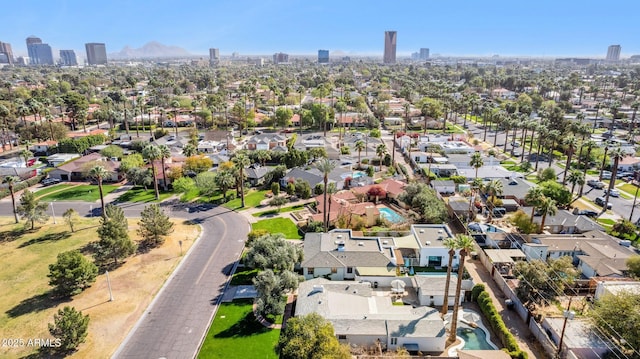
[1, 0, 639, 57]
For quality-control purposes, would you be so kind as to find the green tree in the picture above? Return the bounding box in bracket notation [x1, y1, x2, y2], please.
[469, 152, 483, 181]
[3, 176, 19, 223]
[194, 171, 217, 197]
[100, 145, 124, 160]
[63, 92, 89, 131]
[17, 189, 49, 230]
[182, 143, 197, 157]
[627, 256, 640, 279]
[275, 107, 293, 129]
[514, 256, 577, 305]
[354, 140, 365, 168]
[137, 204, 174, 247]
[397, 182, 447, 223]
[611, 219, 637, 238]
[375, 143, 387, 171]
[142, 144, 162, 200]
[508, 210, 538, 234]
[537, 167, 557, 182]
[255, 149, 272, 166]
[561, 136, 578, 185]
[271, 182, 280, 196]
[448, 234, 475, 345]
[524, 187, 546, 224]
[94, 205, 136, 267]
[214, 170, 236, 202]
[120, 153, 144, 175]
[483, 179, 504, 222]
[253, 269, 299, 318]
[269, 195, 289, 212]
[63, 208, 78, 233]
[537, 196, 557, 233]
[567, 169, 585, 195]
[539, 180, 571, 207]
[87, 165, 111, 217]
[244, 234, 303, 271]
[589, 291, 640, 351]
[316, 158, 336, 232]
[158, 144, 172, 191]
[48, 250, 98, 297]
[277, 313, 351, 359]
[48, 306, 90, 353]
[172, 176, 195, 195]
[232, 154, 251, 207]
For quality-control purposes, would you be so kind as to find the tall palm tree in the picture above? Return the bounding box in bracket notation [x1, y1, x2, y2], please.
[483, 179, 503, 222]
[88, 165, 111, 217]
[316, 158, 336, 232]
[214, 170, 235, 202]
[256, 149, 271, 167]
[354, 140, 365, 169]
[448, 234, 475, 345]
[537, 197, 557, 233]
[561, 136, 578, 185]
[3, 176, 19, 223]
[580, 140, 596, 196]
[441, 237, 457, 317]
[469, 152, 483, 181]
[604, 147, 625, 208]
[375, 143, 387, 172]
[524, 187, 545, 224]
[158, 144, 172, 191]
[170, 99, 180, 136]
[232, 154, 251, 207]
[142, 145, 162, 200]
[567, 170, 585, 196]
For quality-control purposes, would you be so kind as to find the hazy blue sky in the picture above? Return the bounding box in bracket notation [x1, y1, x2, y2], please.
[2, 0, 639, 57]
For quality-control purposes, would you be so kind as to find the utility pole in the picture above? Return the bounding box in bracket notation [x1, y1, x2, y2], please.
[557, 296, 574, 357]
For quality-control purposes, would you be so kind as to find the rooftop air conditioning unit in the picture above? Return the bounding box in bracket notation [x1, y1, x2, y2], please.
[382, 240, 388, 245]
[358, 242, 364, 246]
[337, 235, 343, 239]
[419, 229, 425, 233]
[425, 241, 431, 246]
[438, 236, 443, 240]
[438, 229, 444, 234]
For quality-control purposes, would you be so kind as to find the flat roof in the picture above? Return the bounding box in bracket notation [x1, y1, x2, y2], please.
[412, 224, 454, 249]
[485, 249, 526, 263]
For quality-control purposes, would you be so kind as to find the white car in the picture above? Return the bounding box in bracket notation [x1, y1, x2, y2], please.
[602, 171, 612, 180]
[605, 189, 620, 197]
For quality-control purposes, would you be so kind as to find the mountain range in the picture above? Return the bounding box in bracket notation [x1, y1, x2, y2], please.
[108, 41, 192, 59]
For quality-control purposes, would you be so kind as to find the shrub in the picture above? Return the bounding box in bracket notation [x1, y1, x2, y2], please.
[471, 283, 485, 302]
[475, 287, 526, 358]
[271, 182, 280, 196]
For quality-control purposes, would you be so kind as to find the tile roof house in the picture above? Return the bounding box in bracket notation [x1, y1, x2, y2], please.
[296, 278, 446, 354]
[48, 152, 121, 182]
[311, 193, 380, 227]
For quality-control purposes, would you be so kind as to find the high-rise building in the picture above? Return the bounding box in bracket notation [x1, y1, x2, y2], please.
[420, 48, 430, 60]
[59, 50, 78, 66]
[273, 52, 289, 64]
[606, 45, 621, 61]
[0, 41, 13, 64]
[27, 40, 54, 65]
[209, 48, 220, 65]
[318, 49, 329, 64]
[85, 43, 107, 65]
[383, 31, 397, 64]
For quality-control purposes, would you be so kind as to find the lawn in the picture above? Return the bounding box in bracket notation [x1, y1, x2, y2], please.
[619, 183, 639, 196]
[38, 185, 120, 202]
[252, 218, 302, 239]
[252, 204, 306, 217]
[116, 187, 174, 203]
[223, 190, 268, 211]
[230, 268, 259, 285]
[197, 299, 280, 359]
[0, 216, 200, 358]
[33, 183, 75, 199]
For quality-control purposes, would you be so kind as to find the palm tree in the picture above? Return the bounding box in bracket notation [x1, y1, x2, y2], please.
[537, 197, 557, 233]
[567, 169, 585, 196]
[375, 143, 387, 172]
[232, 154, 251, 207]
[483, 179, 503, 222]
[448, 234, 475, 345]
[441, 237, 457, 317]
[561, 136, 578, 185]
[469, 152, 483, 181]
[142, 145, 162, 200]
[524, 187, 545, 224]
[354, 140, 365, 169]
[316, 158, 336, 232]
[170, 99, 180, 136]
[182, 143, 197, 157]
[604, 147, 625, 208]
[3, 176, 19, 223]
[87, 165, 111, 217]
[158, 144, 171, 191]
[256, 149, 271, 167]
[580, 140, 596, 196]
[214, 170, 235, 202]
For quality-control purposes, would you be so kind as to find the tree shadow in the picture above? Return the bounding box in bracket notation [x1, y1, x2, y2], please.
[18, 231, 71, 248]
[6, 290, 71, 318]
[214, 308, 271, 338]
[0, 227, 26, 243]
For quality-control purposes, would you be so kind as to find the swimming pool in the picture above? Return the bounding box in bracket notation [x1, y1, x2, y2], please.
[458, 327, 498, 350]
[352, 171, 366, 178]
[379, 207, 405, 223]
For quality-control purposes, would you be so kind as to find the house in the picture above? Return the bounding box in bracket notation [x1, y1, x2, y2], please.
[295, 278, 447, 353]
[456, 165, 521, 181]
[301, 230, 399, 280]
[46, 153, 82, 167]
[311, 193, 380, 228]
[280, 167, 324, 189]
[246, 134, 287, 151]
[419, 163, 458, 177]
[497, 178, 535, 206]
[246, 164, 269, 186]
[30, 140, 58, 155]
[446, 196, 472, 219]
[350, 178, 407, 202]
[402, 224, 460, 268]
[530, 209, 603, 234]
[48, 152, 121, 182]
[431, 180, 456, 195]
[412, 275, 465, 308]
[615, 156, 640, 171]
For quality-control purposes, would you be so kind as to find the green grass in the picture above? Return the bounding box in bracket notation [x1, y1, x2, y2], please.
[33, 183, 75, 198]
[597, 218, 616, 227]
[38, 184, 119, 202]
[619, 183, 639, 196]
[116, 187, 174, 203]
[252, 218, 302, 239]
[197, 299, 280, 359]
[180, 188, 200, 202]
[252, 204, 306, 217]
[224, 190, 268, 210]
[230, 268, 259, 285]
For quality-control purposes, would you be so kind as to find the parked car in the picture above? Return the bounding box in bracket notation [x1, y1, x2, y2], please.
[41, 178, 61, 186]
[587, 180, 605, 189]
[602, 171, 612, 180]
[578, 210, 599, 218]
[595, 197, 612, 209]
[604, 188, 620, 197]
[492, 207, 507, 218]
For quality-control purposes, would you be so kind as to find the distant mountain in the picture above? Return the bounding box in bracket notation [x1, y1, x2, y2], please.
[109, 41, 192, 59]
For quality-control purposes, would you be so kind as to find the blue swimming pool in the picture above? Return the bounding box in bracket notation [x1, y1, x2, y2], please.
[379, 207, 405, 223]
[352, 171, 366, 178]
[458, 327, 498, 350]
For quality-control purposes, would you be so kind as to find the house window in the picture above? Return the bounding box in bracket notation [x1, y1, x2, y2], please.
[347, 267, 353, 274]
[391, 337, 398, 345]
[338, 334, 347, 340]
[331, 267, 337, 274]
[308, 268, 314, 275]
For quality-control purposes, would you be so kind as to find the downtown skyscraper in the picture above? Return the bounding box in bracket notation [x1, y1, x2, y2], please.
[85, 43, 108, 65]
[26, 36, 53, 65]
[383, 31, 397, 64]
[606, 45, 621, 61]
[0, 41, 13, 64]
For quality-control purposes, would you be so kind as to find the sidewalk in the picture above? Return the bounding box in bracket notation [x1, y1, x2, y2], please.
[465, 258, 548, 359]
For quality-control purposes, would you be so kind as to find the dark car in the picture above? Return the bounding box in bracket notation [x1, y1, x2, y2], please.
[594, 197, 612, 210]
[578, 210, 599, 218]
[587, 180, 605, 189]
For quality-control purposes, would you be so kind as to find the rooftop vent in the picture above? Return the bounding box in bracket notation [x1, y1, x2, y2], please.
[337, 235, 343, 239]
[312, 285, 324, 293]
[382, 240, 389, 245]
[358, 242, 364, 246]
[438, 229, 444, 234]
[425, 241, 431, 246]
[419, 229, 425, 233]
[438, 236, 443, 241]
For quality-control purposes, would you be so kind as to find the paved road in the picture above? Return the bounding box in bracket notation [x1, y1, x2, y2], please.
[0, 198, 249, 359]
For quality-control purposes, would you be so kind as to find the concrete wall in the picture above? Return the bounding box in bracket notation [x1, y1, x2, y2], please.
[303, 267, 345, 281]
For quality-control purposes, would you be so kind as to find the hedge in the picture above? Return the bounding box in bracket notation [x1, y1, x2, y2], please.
[0, 174, 46, 199]
[475, 289, 527, 359]
[471, 283, 485, 302]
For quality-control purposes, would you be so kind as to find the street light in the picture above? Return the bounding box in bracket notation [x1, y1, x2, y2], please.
[50, 201, 56, 224]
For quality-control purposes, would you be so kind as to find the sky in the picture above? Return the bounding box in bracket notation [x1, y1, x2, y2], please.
[2, 0, 639, 58]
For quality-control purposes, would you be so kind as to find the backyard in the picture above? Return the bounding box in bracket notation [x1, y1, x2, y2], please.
[251, 218, 302, 239]
[0, 216, 200, 358]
